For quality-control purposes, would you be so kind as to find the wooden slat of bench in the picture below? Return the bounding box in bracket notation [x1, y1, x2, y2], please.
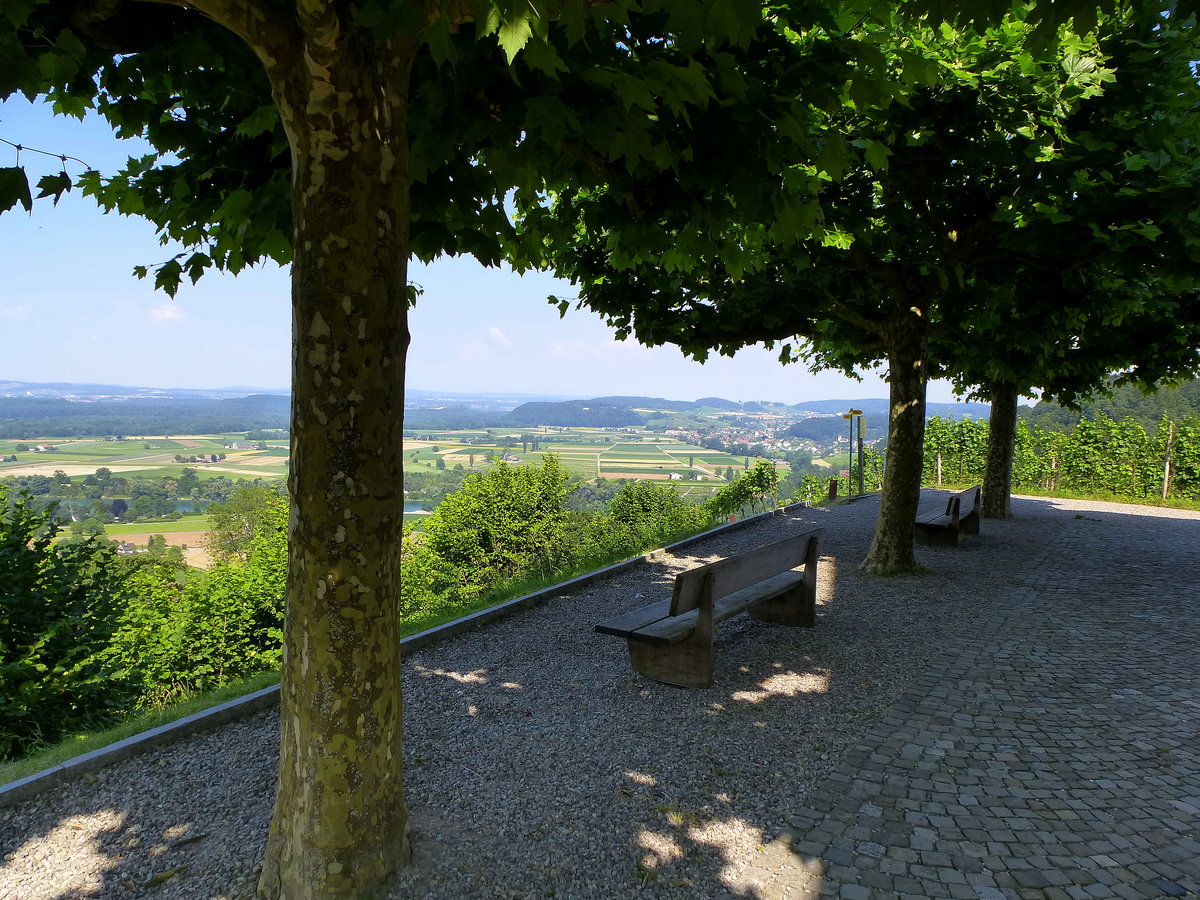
[630, 571, 806, 647]
[915, 487, 981, 548]
[670, 531, 818, 616]
[916, 512, 955, 529]
[594, 599, 673, 639]
[958, 486, 981, 535]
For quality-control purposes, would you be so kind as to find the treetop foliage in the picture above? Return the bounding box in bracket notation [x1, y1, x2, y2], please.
[522, 3, 1200, 395]
[2, 0, 1181, 292]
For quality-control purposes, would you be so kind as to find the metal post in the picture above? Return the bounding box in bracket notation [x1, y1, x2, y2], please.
[857, 414, 865, 495]
[843, 409, 863, 497]
[848, 415, 855, 495]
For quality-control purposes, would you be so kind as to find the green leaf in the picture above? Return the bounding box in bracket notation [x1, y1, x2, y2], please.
[423, 19, 456, 66]
[520, 38, 567, 77]
[702, 0, 762, 49]
[154, 259, 183, 297]
[558, 0, 589, 46]
[184, 252, 212, 284]
[0, 166, 33, 214]
[863, 140, 891, 173]
[497, 14, 534, 64]
[235, 105, 279, 139]
[355, 0, 424, 38]
[35, 171, 72, 205]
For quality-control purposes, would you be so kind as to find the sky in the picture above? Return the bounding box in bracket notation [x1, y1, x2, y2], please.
[0, 96, 964, 405]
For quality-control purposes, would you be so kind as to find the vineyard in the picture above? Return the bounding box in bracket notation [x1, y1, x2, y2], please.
[924, 414, 1200, 503]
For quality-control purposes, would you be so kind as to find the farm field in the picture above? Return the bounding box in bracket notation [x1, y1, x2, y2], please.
[403, 427, 784, 486]
[4, 429, 782, 487]
[104, 516, 214, 535]
[0, 434, 289, 479]
[108, 531, 213, 568]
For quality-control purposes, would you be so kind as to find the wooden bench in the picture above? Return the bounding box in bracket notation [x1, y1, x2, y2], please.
[914, 486, 981, 548]
[594, 529, 822, 688]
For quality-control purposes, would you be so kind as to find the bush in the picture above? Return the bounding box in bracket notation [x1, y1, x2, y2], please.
[0, 486, 134, 760]
[603, 480, 707, 555]
[106, 495, 287, 706]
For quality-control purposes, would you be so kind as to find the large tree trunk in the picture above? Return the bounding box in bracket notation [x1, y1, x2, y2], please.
[982, 381, 1017, 519]
[861, 306, 928, 576]
[252, 27, 417, 900]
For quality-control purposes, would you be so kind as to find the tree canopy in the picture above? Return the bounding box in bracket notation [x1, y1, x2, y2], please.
[4, 0, 1196, 895]
[519, 3, 1200, 570]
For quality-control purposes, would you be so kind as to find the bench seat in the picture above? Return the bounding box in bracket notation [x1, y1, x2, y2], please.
[595, 528, 821, 687]
[914, 486, 981, 548]
[611, 571, 807, 647]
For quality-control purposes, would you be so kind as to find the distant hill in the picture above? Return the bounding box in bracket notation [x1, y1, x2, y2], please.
[1, 379, 1002, 437]
[0, 393, 291, 438]
[508, 400, 644, 427]
[0, 379, 286, 401]
[1022, 377, 1200, 432]
[793, 398, 992, 419]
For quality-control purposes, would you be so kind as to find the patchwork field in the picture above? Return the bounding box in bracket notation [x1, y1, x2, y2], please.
[0, 434, 289, 479]
[402, 428, 784, 488]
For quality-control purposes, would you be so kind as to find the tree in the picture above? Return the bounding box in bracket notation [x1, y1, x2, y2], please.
[419, 456, 572, 596]
[2, 0, 1163, 893]
[1, 485, 132, 759]
[4, 5, 723, 890]
[206, 483, 287, 563]
[526, 7, 1197, 574]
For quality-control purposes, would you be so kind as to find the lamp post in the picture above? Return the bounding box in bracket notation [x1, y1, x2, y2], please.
[842, 409, 863, 496]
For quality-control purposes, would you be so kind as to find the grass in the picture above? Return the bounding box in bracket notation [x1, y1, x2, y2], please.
[0, 670, 281, 786]
[1008, 485, 1200, 512]
[103, 516, 213, 535]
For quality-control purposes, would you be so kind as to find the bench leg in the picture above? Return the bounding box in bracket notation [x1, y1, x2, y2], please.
[748, 580, 815, 627]
[627, 635, 714, 688]
[914, 525, 958, 548]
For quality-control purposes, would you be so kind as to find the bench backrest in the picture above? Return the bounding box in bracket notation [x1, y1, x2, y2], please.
[669, 528, 822, 617]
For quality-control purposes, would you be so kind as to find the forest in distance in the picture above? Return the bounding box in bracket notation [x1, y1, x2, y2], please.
[3, 376, 1200, 438]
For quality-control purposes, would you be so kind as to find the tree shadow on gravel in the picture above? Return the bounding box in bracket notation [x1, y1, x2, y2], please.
[0, 709, 277, 900]
[391, 496, 1200, 899]
[390, 508, 876, 898]
[8, 497, 1192, 900]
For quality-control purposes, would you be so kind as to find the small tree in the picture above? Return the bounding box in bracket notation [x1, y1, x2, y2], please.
[1, 486, 132, 759]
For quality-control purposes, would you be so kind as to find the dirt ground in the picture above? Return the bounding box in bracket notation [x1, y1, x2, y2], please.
[109, 531, 212, 568]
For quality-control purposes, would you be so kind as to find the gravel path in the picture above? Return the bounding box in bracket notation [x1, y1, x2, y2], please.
[1, 493, 1194, 899]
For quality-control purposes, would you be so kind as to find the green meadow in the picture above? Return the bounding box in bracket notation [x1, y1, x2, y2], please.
[402, 427, 781, 487]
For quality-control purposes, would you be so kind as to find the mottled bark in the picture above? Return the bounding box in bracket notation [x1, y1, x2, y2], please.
[247, 25, 417, 900]
[982, 382, 1017, 519]
[861, 306, 928, 576]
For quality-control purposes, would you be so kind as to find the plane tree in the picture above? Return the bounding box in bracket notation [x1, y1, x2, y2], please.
[1, 0, 1183, 893]
[935, 10, 1200, 518]
[521, 11, 1145, 574]
[0, 1, 893, 895]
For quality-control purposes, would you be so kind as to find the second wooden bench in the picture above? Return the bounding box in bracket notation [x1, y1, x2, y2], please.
[914, 486, 981, 548]
[594, 528, 822, 688]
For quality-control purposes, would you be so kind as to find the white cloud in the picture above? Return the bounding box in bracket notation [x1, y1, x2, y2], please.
[150, 302, 184, 322]
[0, 304, 31, 321]
[547, 339, 588, 358]
[488, 326, 512, 348]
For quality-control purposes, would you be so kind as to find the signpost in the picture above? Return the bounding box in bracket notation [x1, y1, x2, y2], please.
[842, 408, 863, 496]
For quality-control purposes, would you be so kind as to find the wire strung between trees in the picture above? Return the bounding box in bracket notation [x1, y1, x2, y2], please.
[0, 134, 91, 170]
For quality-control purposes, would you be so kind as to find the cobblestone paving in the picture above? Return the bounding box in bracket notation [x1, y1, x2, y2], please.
[772, 499, 1200, 900]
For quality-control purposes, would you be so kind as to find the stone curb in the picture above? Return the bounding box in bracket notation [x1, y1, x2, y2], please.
[0, 500, 811, 807]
